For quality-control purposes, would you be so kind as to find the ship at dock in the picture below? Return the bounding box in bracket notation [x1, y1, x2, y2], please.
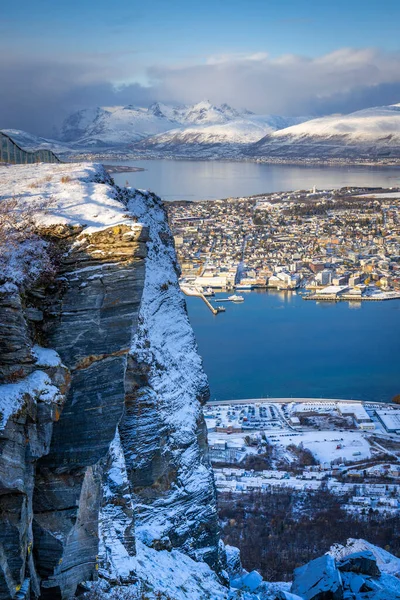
[228, 294, 244, 302]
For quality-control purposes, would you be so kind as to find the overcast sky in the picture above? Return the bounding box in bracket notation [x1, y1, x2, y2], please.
[2, 0, 400, 135]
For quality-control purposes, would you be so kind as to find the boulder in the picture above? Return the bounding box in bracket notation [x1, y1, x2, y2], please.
[291, 554, 343, 600]
[337, 550, 381, 578]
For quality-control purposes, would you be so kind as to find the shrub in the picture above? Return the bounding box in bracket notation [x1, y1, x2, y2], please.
[0, 196, 54, 286]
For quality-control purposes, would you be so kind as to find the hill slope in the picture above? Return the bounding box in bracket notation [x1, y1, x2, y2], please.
[248, 103, 400, 160]
[136, 113, 306, 157]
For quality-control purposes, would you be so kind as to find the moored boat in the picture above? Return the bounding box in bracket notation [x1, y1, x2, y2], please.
[228, 294, 244, 302]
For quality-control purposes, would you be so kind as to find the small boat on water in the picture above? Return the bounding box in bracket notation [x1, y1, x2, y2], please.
[203, 287, 215, 297]
[228, 294, 244, 302]
[216, 306, 226, 312]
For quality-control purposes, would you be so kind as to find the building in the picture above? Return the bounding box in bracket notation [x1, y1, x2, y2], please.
[316, 269, 332, 286]
[193, 276, 229, 289]
[349, 274, 362, 286]
[316, 285, 349, 298]
[338, 404, 375, 430]
[375, 410, 400, 434]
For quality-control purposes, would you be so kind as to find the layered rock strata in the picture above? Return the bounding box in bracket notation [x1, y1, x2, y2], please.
[0, 164, 220, 599]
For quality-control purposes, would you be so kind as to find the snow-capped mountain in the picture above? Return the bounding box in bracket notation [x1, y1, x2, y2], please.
[59, 101, 308, 152]
[248, 103, 400, 159]
[60, 101, 244, 147]
[135, 112, 307, 157]
[60, 104, 177, 147]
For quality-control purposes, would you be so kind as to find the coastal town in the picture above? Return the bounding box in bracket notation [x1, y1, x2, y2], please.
[167, 186, 400, 304]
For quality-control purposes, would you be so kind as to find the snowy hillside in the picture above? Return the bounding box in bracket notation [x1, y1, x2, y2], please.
[137, 113, 307, 156]
[249, 103, 400, 159]
[60, 101, 241, 147]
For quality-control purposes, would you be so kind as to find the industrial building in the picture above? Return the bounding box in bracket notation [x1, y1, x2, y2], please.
[375, 410, 400, 433]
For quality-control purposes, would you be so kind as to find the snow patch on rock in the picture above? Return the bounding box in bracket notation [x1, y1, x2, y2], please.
[0, 370, 62, 430]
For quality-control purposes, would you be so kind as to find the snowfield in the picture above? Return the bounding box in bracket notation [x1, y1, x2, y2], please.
[0, 162, 138, 234]
[250, 102, 400, 159]
[278, 430, 371, 464]
[271, 103, 400, 142]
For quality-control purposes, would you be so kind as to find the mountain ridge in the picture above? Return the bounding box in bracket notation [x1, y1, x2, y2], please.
[248, 102, 400, 160]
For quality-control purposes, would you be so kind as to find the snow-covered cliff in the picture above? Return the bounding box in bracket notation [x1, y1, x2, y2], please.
[0, 164, 219, 599]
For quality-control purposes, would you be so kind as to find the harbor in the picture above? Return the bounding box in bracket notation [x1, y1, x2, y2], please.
[180, 284, 225, 315]
[185, 289, 400, 403]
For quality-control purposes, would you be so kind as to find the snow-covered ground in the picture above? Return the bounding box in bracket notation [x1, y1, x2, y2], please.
[281, 430, 370, 464]
[250, 102, 400, 159]
[0, 162, 139, 234]
[270, 103, 400, 142]
[0, 162, 143, 286]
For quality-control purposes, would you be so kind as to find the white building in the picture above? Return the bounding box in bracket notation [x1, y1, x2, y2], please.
[375, 410, 400, 433]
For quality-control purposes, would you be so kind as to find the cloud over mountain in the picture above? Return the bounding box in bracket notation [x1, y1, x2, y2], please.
[1, 47, 400, 135]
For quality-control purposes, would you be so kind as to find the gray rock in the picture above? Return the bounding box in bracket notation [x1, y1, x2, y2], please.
[0, 183, 221, 598]
[337, 550, 381, 578]
[291, 554, 343, 600]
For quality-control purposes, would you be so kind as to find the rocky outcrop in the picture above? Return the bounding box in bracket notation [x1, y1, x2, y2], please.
[0, 165, 220, 599]
[116, 190, 219, 569]
[0, 305, 69, 599]
[30, 221, 148, 599]
[337, 550, 381, 578]
[291, 555, 343, 600]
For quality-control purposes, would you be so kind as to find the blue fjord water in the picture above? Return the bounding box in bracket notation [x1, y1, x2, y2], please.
[107, 159, 400, 201]
[109, 159, 400, 402]
[185, 291, 400, 403]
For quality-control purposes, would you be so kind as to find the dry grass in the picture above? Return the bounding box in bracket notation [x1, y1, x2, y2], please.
[61, 175, 72, 183]
[27, 175, 53, 189]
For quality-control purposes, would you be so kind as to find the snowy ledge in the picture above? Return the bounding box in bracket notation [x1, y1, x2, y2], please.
[0, 162, 143, 234]
[0, 370, 63, 430]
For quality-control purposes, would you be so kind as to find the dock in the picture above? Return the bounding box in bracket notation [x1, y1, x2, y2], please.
[180, 285, 220, 315]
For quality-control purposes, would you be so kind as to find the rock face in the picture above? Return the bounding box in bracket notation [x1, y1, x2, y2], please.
[116, 190, 219, 568]
[291, 554, 343, 600]
[0, 166, 220, 599]
[337, 551, 381, 578]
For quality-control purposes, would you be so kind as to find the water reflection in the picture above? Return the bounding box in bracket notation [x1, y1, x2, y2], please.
[105, 159, 400, 201]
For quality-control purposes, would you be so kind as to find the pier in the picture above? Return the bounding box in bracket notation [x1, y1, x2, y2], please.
[180, 285, 220, 315]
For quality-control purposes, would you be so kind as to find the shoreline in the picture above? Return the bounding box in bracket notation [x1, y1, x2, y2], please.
[64, 153, 400, 168]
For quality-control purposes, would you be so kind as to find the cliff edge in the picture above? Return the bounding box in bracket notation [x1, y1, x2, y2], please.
[0, 163, 220, 599]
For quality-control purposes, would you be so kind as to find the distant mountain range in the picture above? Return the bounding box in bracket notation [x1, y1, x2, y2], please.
[2, 101, 400, 161]
[248, 103, 400, 160]
[58, 100, 307, 154]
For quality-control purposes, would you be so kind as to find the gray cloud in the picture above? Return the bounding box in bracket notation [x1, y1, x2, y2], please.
[1, 48, 400, 136]
[150, 49, 400, 115]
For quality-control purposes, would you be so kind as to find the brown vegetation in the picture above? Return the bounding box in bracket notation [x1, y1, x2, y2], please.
[0, 196, 54, 286]
[219, 489, 400, 581]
